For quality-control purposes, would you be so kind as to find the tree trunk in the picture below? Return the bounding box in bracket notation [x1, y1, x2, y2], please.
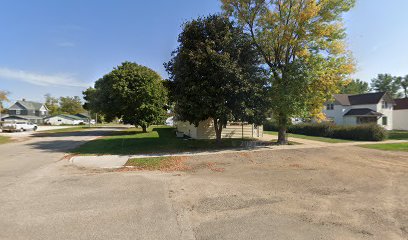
[277, 126, 288, 145]
[277, 114, 288, 145]
[213, 119, 223, 143]
[142, 125, 147, 133]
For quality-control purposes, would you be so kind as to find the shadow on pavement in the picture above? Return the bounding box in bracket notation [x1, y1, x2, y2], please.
[27, 140, 91, 152]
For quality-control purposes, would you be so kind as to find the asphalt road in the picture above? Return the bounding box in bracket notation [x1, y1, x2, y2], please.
[0, 129, 188, 240]
[0, 128, 407, 240]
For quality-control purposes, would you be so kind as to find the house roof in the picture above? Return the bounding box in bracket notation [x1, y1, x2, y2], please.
[394, 98, 408, 110]
[45, 114, 85, 121]
[333, 92, 395, 106]
[3, 115, 45, 120]
[75, 113, 90, 119]
[9, 100, 45, 111]
[344, 108, 383, 117]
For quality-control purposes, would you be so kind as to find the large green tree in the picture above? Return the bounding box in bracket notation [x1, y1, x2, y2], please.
[59, 96, 84, 115]
[44, 94, 60, 115]
[340, 79, 369, 94]
[0, 90, 9, 116]
[83, 62, 168, 132]
[222, 0, 355, 144]
[370, 74, 402, 98]
[396, 75, 408, 98]
[165, 15, 268, 142]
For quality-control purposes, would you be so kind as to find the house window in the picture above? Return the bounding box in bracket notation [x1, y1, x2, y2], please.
[326, 104, 334, 110]
[382, 101, 388, 109]
[382, 117, 388, 126]
[16, 110, 20, 115]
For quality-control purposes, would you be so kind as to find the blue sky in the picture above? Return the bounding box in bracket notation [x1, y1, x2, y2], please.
[0, 0, 407, 105]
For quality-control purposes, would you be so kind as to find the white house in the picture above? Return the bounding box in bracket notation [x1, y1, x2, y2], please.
[176, 119, 263, 139]
[393, 98, 408, 130]
[323, 92, 395, 130]
[44, 114, 87, 126]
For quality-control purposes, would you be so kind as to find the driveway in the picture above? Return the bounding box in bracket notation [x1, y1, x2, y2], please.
[0, 129, 407, 239]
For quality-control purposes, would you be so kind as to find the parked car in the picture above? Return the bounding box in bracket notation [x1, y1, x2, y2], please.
[2, 121, 38, 132]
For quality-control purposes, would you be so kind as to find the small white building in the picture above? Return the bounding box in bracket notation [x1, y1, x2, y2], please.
[323, 92, 395, 130]
[44, 114, 86, 126]
[393, 98, 408, 130]
[176, 119, 263, 139]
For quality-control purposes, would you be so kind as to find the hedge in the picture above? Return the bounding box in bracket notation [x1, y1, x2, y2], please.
[287, 123, 387, 141]
[263, 119, 280, 131]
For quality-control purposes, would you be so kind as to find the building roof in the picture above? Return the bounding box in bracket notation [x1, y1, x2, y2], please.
[333, 92, 395, 106]
[9, 100, 45, 111]
[394, 98, 408, 110]
[75, 113, 90, 119]
[344, 108, 383, 117]
[2, 115, 45, 120]
[45, 114, 85, 121]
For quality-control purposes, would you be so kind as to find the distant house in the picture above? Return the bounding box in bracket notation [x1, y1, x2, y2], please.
[323, 92, 395, 130]
[44, 114, 87, 125]
[175, 119, 263, 139]
[393, 98, 408, 130]
[2, 99, 49, 124]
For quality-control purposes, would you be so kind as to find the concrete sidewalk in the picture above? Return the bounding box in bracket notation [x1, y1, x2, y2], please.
[69, 136, 408, 169]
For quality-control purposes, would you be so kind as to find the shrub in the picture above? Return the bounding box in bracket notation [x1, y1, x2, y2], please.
[263, 119, 280, 131]
[331, 124, 387, 141]
[285, 123, 387, 141]
[288, 123, 334, 137]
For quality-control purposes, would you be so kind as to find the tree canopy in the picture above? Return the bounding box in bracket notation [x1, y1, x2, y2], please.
[221, 0, 355, 144]
[44, 94, 61, 115]
[370, 74, 402, 98]
[165, 15, 268, 141]
[44, 94, 85, 115]
[59, 96, 84, 115]
[340, 79, 369, 94]
[0, 90, 9, 114]
[396, 75, 408, 98]
[83, 62, 168, 132]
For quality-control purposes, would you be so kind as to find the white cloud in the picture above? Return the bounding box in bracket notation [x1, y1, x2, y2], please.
[0, 67, 88, 87]
[57, 41, 76, 47]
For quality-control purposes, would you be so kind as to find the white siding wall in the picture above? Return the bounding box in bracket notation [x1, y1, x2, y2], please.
[393, 110, 408, 130]
[375, 101, 393, 130]
[45, 117, 82, 126]
[175, 121, 198, 139]
[323, 105, 351, 125]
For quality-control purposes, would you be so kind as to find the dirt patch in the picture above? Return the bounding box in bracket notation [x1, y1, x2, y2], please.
[169, 146, 408, 239]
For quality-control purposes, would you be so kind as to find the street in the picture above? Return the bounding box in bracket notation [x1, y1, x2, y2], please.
[0, 129, 407, 239]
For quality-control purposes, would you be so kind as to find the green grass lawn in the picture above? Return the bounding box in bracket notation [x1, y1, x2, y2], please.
[388, 130, 408, 140]
[360, 143, 408, 152]
[38, 126, 94, 134]
[0, 136, 11, 144]
[264, 131, 352, 143]
[71, 126, 264, 155]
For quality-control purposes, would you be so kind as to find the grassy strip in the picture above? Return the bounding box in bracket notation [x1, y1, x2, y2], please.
[0, 136, 12, 144]
[71, 126, 271, 155]
[126, 157, 170, 170]
[38, 126, 94, 134]
[264, 131, 352, 143]
[388, 130, 408, 140]
[359, 143, 408, 152]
